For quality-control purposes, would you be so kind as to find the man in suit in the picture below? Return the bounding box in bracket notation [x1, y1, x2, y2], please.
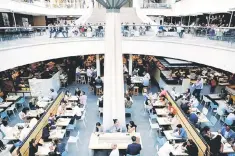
[126, 136, 142, 156]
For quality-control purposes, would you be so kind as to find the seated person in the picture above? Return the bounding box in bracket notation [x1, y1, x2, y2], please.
[220, 125, 234, 139]
[48, 113, 56, 129]
[109, 143, 119, 156]
[126, 121, 137, 133]
[15, 127, 31, 147]
[95, 122, 103, 132]
[182, 139, 198, 156]
[180, 102, 191, 115]
[79, 91, 87, 105]
[0, 120, 10, 136]
[126, 136, 142, 156]
[145, 98, 153, 111]
[53, 139, 65, 155]
[159, 88, 167, 97]
[168, 102, 177, 115]
[109, 119, 122, 133]
[173, 124, 187, 139]
[74, 103, 82, 120]
[226, 112, 235, 125]
[75, 88, 81, 96]
[19, 107, 30, 122]
[157, 140, 174, 156]
[188, 111, 200, 125]
[95, 76, 103, 87]
[49, 89, 58, 101]
[183, 88, 191, 101]
[29, 138, 42, 156]
[56, 103, 66, 116]
[200, 126, 213, 144]
[125, 96, 133, 108]
[42, 124, 50, 142]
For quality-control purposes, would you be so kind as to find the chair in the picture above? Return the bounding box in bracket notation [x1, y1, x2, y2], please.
[202, 107, 209, 116]
[155, 137, 165, 155]
[16, 97, 25, 108]
[79, 111, 87, 127]
[149, 118, 160, 136]
[96, 86, 103, 96]
[0, 97, 3, 103]
[206, 116, 218, 127]
[125, 108, 133, 119]
[133, 86, 139, 96]
[202, 96, 211, 106]
[1, 111, 10, 121]
[80, 75, 86, 84]
[215, 109, 226, 123]
[209, 102, 218, 113]
[6, 103, 18, 117]
[225, 118, 233, 126]
[66, 120, 76, 137]
[88, 85, 94, 93]
[87, 76, 91, 83]
[67, 131, 81, 149]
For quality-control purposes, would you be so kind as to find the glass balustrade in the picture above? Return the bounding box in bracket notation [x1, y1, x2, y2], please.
[0, 26, 105, 48]
[1, 25, 235, 49]
[11, 0, 89, 9]
[121, 25, 235, 49]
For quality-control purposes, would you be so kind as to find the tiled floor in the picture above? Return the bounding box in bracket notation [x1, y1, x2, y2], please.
[4, 81, 224, 156]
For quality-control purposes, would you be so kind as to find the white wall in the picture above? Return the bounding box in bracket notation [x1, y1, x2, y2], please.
[0, 40, 235, 73]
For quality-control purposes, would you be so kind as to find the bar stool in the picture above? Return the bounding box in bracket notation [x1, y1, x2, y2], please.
[96, 86, 103, 96]
[133, 86, 139, 96]
[87, 76, 91, 83]
[80, 75, 86, 84]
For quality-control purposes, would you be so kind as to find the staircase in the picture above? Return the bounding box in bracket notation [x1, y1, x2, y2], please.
[86, 8, 142, 24]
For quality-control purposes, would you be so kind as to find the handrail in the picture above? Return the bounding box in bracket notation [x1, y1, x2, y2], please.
[18, 92, 64, 156]
[166, 91, 210, 156]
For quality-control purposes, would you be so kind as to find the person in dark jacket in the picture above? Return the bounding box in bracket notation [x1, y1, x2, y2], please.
[29, 139, 42, 156]
[42, 124, 50, 142]
[126, 136, 142, 155]
[183, 139, 198, 156]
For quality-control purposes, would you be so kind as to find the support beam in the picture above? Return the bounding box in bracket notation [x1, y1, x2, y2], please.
[229, 11, 233, 27]
[12, 12, 16, 27]
[171, 16, 172, 24]
[96, 54, 101, 77]
[103, 10, 125, 130]
[188, 16, 190, 26]
[129, 54, 132, 76]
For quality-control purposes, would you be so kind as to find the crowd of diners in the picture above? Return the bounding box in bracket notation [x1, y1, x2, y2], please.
[0, 55, 104, 99]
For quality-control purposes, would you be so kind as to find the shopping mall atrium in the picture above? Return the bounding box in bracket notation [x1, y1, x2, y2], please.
[1, 0, 235, 155]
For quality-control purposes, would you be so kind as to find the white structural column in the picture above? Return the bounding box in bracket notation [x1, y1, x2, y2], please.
[129, 54, 132, 75]
[103, 11, 125, 130]
[96, 54, 101, 76]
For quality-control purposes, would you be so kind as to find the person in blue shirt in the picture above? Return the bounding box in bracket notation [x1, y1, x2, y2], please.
[189, 111, 200, 126]
[220, 125, 234, 139]
[173, 124, 187, 139]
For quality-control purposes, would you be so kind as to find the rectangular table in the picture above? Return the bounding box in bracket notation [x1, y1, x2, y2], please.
[68, 96, 78, 101]
[153, 101, 166, 107]
[0, 102, 13, 108]
[49, 129, 66, 139]
[26, 109, 45, 118]
[157, 117, 173, 126]
[131, 77, 144, 84]
[163, 130, 183, 140]
[59, 110, 76, 117]
[198, 114, 209, 123]
[155, 108, 168, 116]
[207, 94, 223, 100]
[6, 95, 21, 102]
[172, 143, 189, 156]
[37, 101, 50, 108]
[56, 118, 71, 127]
[35, 142, 52, 156]
[89, 133, 142, 149]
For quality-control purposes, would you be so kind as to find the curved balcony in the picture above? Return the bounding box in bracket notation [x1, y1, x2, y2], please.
[0, 25, 235, 73]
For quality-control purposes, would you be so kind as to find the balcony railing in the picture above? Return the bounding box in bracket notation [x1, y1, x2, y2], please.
[1, 25, 235, 49]
[12, 0, 88, 9]
[140, 3, 171, 9]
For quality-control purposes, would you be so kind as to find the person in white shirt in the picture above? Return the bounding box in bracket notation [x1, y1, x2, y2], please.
[0, 120, 10, 136]
[226, 113, 235, 123]
[109, 144, 119, 156]
[74, 104, 82, 120]
[157, 141, 174, 156]
[76, 66, 81, 82]
[144, 72, 150, 80]
[56, 103, 66, 116]
[49, 89, 58, 100]
[87, 67, 93, 78]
